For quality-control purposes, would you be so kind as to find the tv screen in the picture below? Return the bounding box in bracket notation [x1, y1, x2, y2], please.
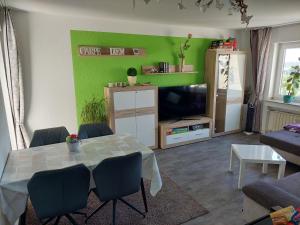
[158, 84, 207, 121]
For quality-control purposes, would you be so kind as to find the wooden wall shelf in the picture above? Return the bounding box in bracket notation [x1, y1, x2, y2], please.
[143, 71, 198, 75]
[142, 65, 197, 75]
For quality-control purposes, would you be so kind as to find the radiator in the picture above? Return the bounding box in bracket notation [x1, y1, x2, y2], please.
[267, 111, 300, 131]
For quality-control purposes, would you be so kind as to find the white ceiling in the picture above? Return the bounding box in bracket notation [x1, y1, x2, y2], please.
[6, 0, 300, 29]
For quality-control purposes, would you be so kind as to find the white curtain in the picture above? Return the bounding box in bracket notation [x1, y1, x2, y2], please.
[0, 7, 29, 149]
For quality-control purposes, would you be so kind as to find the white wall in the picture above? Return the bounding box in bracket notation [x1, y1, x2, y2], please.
[12, 10, 235, 136]
[265, 23, 300, 99]
[0, 80, 11, 176]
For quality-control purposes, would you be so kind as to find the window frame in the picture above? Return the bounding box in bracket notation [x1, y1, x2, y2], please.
[273, 41, 300, 102]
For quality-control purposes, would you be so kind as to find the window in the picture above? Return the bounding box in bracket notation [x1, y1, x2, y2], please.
[273, 42, 300, 101]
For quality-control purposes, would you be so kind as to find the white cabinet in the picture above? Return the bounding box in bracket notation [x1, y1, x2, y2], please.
[166, 128, 210, 145]
[205, 49, 246, 135]
[105, 86, 158, 148]
[159, 117, 212, 149]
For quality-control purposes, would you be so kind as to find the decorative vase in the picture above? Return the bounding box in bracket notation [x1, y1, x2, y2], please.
[283, 95, 294, 103]
[67, 142, 80, 153]
[179, 57, 185, 72]
[128, 76, 137, 86]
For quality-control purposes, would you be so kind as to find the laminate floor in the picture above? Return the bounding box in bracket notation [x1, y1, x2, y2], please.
[155, 133, 300, 225]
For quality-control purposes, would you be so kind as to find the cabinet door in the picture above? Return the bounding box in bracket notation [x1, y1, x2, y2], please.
[136, 114, 156, 147]
[115, 117, 137, 137]
[225, 103, 242, 132]
[135, 90, 155, 109]
[224, 54, 245, 132]
[227, 54, 246, 101]
[113, 91, 135, 111]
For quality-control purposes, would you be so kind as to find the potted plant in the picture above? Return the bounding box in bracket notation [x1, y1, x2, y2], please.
[81, 96, 107, 124]
[283, 65, 300, 103]
[127, 67, 137, 86]
[178, 33, 192, 72]
[66, 134, 80, 152]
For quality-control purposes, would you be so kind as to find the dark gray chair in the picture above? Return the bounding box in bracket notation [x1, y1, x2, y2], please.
[86, 152, 147, 225]
[78, 123, 113, 140]
[29, 126, 69, 148]
[27, 164, 90, 225]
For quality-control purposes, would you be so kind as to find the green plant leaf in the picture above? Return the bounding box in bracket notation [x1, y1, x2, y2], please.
[81, 96, 107, 124]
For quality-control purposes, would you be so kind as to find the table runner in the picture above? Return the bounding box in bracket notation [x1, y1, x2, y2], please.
[0, 134, 162, 225]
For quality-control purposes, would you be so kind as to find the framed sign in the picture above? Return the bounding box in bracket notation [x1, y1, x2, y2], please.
[78, 46, 145, 57]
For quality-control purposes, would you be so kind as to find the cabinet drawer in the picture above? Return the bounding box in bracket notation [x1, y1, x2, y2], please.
[166, 133, 189, 145]
[165, 128, 210, 145]
[188, 129, 210, 141]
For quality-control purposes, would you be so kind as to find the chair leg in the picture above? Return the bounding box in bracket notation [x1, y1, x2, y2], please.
[72, 211, 87, 220]
[86, 201, 109, 222]
[41, 217, 55, 225]
[65, 214, 79, 225]
[19, 203, 27, 225]
[19, 212, 26, 225]
[112, 199, 117, 225]
[119, 198, 145, 218]
[140, 178, 148, 213]
[53, 216, 61, 225]
[88, 189, 93, 197]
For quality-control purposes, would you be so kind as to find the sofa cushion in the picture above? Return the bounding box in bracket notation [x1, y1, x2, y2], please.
[274, 172, 300, 197]
[260, 130, 300, 156]
[242, 180, 300, 209]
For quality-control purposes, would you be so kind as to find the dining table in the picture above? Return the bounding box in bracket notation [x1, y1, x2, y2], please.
[0, 134, 162, 225]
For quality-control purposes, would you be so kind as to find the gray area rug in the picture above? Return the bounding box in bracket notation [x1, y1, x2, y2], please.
[26, 174, 208, 225]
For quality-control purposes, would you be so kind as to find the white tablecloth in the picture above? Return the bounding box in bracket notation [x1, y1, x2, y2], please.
[0, 134, 162, 225]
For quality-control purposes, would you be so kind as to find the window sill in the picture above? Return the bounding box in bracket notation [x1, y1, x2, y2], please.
[265, 99, 300, 107]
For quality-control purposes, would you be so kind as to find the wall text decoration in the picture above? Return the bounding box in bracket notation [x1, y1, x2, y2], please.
[78, 46, 145, 57]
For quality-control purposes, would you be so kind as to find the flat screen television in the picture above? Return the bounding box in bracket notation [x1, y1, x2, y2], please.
[158, 84, 207, 121]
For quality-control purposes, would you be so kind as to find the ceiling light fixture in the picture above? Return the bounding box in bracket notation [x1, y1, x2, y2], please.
[134, 0, 253, 26]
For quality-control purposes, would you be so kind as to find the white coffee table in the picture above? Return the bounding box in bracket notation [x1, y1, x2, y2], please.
[229, 144, 286, 189]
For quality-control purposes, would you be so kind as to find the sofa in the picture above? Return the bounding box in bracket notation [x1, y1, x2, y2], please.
[242, 130, 300, 222]
[260, 130, 300, 165]
[242, 172, 300, 222]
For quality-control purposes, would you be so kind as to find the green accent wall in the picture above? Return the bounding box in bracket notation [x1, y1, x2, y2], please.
[70, 30, 213, 124]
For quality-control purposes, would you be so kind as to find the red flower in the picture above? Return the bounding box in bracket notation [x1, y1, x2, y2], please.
[70, 134, 78, 139]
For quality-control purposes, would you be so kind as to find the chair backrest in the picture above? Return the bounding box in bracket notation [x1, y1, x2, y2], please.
[78, 123, 113, 140]
[27, 164, 90, 219]
[93, 152, 142, 202]
[29, 126, 70, 148]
